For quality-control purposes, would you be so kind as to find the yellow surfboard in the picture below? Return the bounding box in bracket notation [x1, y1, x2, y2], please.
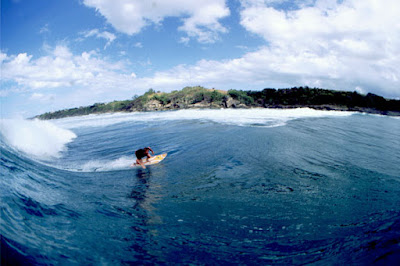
[131, 153, 167, 167]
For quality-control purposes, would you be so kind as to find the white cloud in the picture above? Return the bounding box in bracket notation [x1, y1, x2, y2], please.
[2, 0, 399, 116]
[134, 42, 143, 48]
[236, 0, 400, 97]
[131, 48, 290, 90]
[39, 23, 50, 34]
[0, 86, 26, 97]
[82, 29, 117, 49]
[0, 52, 9, 63]
[30, 92, 55, 102]
[82, 0, 230, 43]
[1, 45, 135, 92]
[179, 37, 190, 45]
[73, 0, 399, 98]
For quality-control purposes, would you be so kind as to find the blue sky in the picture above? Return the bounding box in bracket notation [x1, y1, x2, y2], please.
[1, 0, 399, 118]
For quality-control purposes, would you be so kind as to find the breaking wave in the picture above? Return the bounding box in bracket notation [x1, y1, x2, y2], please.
[0, 119, 76, 160]
[53, 108, 354, 129]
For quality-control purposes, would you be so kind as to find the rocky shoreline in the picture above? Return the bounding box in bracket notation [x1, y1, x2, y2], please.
[36, 86, 400, 120]
[134, 98, 400, 117]
[138, 97, 248, 111]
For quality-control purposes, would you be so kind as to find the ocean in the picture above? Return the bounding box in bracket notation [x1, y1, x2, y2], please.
[1, 108, 400, 265]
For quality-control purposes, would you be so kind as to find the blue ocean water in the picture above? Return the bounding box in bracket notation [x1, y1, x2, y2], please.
[1, 109, 400, 265]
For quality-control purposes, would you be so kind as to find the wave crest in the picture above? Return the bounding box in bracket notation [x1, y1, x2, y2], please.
[0, 119, 76, 160]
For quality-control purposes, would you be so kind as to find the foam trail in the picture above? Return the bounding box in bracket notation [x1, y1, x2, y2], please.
[67, 156, 133, 172]
[0, 119, 76, 160]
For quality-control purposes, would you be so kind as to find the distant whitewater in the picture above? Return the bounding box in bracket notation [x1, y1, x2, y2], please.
[1, 109, 400, 264]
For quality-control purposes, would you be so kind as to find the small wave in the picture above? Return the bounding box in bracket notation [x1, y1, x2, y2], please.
[0, 119, 76, 160]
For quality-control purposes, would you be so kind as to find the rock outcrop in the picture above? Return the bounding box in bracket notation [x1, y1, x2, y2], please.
[143, 100, 163, 111]
[139, 97, 248, 111]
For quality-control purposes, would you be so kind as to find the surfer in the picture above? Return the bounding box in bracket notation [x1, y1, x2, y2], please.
[134, 147, 154, 169]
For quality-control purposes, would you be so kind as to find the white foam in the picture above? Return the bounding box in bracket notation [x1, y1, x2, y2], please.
[53, 112, 142, 129]
[0, 119, 76, 160]
[66, 156, 133, 172]
[53, 108, 354, 129]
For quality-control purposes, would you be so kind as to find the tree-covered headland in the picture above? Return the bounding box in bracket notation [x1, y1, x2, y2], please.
[36, 86, 400, 119]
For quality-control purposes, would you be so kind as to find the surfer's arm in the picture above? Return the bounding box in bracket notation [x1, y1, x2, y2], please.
[145, 147, 154, 161]
[147, 147, 154, 155]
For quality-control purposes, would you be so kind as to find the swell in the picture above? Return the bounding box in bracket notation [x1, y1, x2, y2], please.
[250, 211, 400, 264]
[0, 143, 81, 264]
[1, 111, 398, 264]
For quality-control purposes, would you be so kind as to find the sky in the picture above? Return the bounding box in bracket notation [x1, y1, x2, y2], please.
[1, 0, 399, 118]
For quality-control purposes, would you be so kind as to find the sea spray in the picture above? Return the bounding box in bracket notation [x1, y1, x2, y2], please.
[0, 119, 76, 160]
[66, 156, 133, 172]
